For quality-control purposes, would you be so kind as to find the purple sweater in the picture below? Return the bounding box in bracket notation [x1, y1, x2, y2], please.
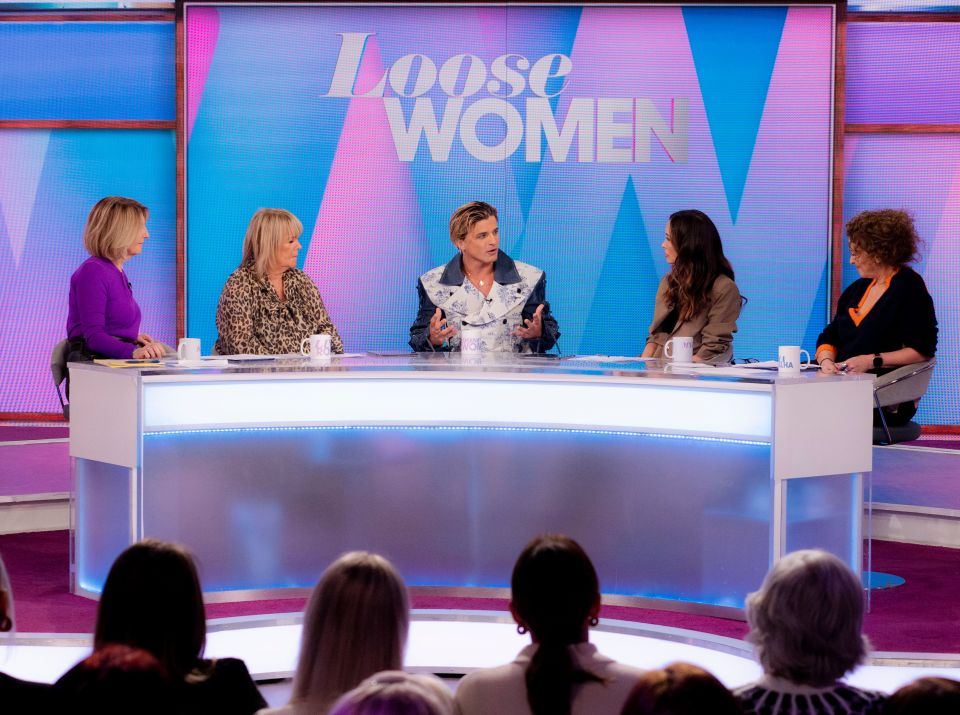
[66, 256, 142, 359]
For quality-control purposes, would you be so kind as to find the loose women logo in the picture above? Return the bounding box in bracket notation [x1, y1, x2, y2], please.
[324, 33, 688, 164]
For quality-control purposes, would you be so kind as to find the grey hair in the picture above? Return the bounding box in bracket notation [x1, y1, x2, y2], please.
[329, 671, 453, 715]
[290, 552, 409, 711]
[746, 549, 869, 686]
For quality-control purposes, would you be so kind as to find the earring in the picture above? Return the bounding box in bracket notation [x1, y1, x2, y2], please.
[589, 616, 599, 627]
[517, 625, 527, 635]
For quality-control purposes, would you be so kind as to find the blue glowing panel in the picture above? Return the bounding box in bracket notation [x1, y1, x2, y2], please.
[0, 22, 174, 120]
[139, 425, 772, 607]
[74, 458, 131, 595]
[842, 134, 960, 425]
[0, 129, 176, 413]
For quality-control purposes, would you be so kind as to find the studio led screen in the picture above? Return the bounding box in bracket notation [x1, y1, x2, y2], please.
[184, 4, 836, 358]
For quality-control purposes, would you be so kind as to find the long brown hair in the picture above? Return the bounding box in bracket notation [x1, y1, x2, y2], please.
[291, 552, 409, 711]
[512, 535, 603, 715]
[93, 540, 206, 680]
[664, 210, 734, 323]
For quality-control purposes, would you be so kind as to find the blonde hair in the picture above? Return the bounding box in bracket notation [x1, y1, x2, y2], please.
[746, 550, 869, 687]
[291, 552, 409, 711]
[83, 196, 148, 262]
[448, 201, 497, 247]
[240, 208, 304, 279]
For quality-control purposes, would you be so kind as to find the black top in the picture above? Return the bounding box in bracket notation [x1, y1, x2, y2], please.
[816, 266, 937, 364]
[1, 671, 55, 714]
[736, 681, 885, 715]
[52, 656, 265, 715]
[182, 658, 266, 715]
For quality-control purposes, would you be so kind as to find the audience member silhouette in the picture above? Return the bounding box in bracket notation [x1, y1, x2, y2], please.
[329, 671, 453, 715]
[454, 534, 642, 715]
[259, 551, 410, 715]
[734, 550, 884, 715]
[94, 539, 266, 714]
[883, 677, 960, 714]
[620, 662, 743, 715]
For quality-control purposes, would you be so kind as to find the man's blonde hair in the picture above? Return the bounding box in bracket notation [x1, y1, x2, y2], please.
[240, 208, 304, 279]
[449, 201, 497, 247]
[83, 196, 148, 262]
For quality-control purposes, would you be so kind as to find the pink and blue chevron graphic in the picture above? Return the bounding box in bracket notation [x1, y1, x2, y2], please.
[185, 5, 834, 366]
[0, 130, 176, 414]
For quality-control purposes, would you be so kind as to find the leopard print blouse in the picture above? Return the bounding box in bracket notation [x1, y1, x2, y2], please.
[214, 263, 344, 355]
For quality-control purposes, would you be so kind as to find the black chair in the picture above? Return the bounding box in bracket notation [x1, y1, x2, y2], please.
[873, 359, 935, 445]
[51, 339, 70, 420]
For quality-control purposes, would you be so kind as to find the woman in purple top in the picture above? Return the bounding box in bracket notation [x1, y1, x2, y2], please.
[66, 196, 166, 360]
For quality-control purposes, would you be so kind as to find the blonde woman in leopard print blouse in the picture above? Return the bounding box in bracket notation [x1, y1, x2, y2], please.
[214, 209, 344, 356]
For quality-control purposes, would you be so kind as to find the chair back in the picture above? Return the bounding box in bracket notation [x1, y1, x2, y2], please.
[874, 359, 935, 408]
[51, 339, 70, 386]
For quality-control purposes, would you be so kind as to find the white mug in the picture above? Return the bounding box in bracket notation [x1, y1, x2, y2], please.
[300, 333, 332, 360]
[177, 337, 201, 361]
[664, 336, 694, 363]
[778, 345, 811, 375]
[460, 324, 484, 356]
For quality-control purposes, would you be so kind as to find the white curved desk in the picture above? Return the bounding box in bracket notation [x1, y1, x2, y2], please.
[69, 355, 873, 615]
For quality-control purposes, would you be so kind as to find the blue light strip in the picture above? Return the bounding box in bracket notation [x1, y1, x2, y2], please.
[144, 424, 767, 447]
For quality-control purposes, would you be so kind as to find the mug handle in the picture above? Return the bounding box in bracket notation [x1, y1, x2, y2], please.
[664, 339, 673, 359]
[300, 337, 311, 356]
[177, 340, 186, 360]
[800, 349, 811, 367]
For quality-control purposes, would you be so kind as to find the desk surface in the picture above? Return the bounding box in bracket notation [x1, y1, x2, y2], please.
[70, 353, 872, 389]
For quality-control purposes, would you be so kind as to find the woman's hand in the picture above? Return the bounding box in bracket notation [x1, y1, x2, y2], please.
[136, 333, 154, 345]
[512, 304, 544, 340]
[819, 357, 839, 374]
[132, 343, 166, 359]
[429, 308, 456, 346]
[838, 354, 873, 374]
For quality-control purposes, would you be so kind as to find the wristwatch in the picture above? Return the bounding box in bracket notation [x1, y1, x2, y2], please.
[873, 353, 883, 369]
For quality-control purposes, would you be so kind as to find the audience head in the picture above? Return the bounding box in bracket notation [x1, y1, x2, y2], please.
[241, 207, 304, 279]
[54, 644, 177, 715]
[94, 539, 206, 680]
[884, 677, 960, 715]
[664, 209, 734, 322]
[82, 196, 149, 264]
[619, 662, 742, 715]
[745, 549, 868, 687]
[448, 201, 497, 247]
[292, 551, 410, 710]
[329, 671, 453, 715]
[0, 552, 13, 633]
[510, 534, 602, 715]
[846, 209, 920, 272]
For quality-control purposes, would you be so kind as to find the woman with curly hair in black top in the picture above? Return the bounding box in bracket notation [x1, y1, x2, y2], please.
[817, 209, 937, 425]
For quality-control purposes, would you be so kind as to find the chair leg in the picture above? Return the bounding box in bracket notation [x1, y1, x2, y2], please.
[55, 385, 69, 421]
[874, 392, 892, 445]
